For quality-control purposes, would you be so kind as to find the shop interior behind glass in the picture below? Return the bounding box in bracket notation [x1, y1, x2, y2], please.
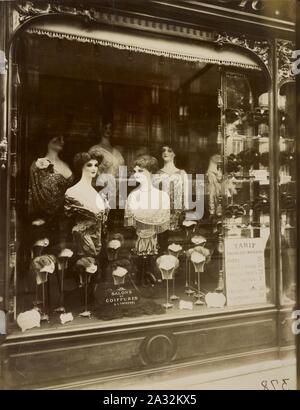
[9, 30, 288, 331]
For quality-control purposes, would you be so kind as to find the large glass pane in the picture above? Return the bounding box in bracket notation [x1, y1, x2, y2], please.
[9, 33, 273, 333]
[222, 71, 272, 307]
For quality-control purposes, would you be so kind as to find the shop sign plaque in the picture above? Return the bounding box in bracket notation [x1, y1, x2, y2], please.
[104, 287, 140, 308]
[225, 237, 267, 306]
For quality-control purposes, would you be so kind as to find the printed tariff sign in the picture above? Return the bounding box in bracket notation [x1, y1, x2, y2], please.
[225, 237, 267, 306]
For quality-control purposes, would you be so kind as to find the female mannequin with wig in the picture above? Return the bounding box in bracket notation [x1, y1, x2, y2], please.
[65, 152, 109, 258]
[125, 155, 170, 286]
[89, 122, 125, 231]
[28, 130, 73, 249]
[89, 122, 125, 178]
[64, 153, 109, 310]
[29, 132, 73, 217]
[206, 150, 236, 217]
[153, 144, 188, 231]
[206, 152, 223, 217]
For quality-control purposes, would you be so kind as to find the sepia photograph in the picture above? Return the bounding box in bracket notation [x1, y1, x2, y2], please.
[0, 0, 298, 392]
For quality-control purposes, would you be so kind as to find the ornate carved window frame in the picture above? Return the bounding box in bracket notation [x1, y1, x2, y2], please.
[276, 39, 296, 87]
[12, 1, 272, 70]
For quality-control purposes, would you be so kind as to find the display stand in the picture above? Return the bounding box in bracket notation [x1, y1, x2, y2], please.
[76, 258, 98, 319]
[156, 255, 179, 309]
[31, 239, 49, 307]
[182, 221, 197, 296]
[190, 251, 206, 305]
[168, 243, 182, 301]
[55, 249, 73, 314]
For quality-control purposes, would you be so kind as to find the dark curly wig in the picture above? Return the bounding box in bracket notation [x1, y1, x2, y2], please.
[160, 142, 176, 154]
[31, 119, 67, 159]
[73, 152, 99, 175]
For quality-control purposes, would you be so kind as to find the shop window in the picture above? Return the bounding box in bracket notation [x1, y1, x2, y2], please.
[8, 33, 274, 334]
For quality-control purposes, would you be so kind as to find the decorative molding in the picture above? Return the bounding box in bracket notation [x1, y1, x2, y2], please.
[15, 1, 52, 20]
[276, 39, 295, 87]
[15, 2, 95, 23]
[14, 2, 272, 73]
[14, 1, 216, 42]
[215, 32, 270, 72]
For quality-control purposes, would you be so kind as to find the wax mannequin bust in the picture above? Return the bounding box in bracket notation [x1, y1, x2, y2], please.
[206, 153, 222, 217]
[45, 136, 72, 179]
[66, 158, 105, 214]
[65, 152, 109, 258]
[125, 155, 170, 286]
[153, 144, 188, 232]
[28, 132, 74, 255]
[29, 133, 73, 218]
[125, 156, 170, 248]
[160, 145, 182, 175]
[89, 122, 125, 178]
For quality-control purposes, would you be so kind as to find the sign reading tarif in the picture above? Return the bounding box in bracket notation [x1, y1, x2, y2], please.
[225, 237, 267, 307]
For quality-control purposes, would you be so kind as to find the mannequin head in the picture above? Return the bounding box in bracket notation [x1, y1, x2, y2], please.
[133, 155, 158, 187]
[48, 135, 64, 153]
[100, 122, 113, 143]
[73, 152, 98, 180]
[161, 144, 176, 164]
[207, 153, 222, 175]
[210, 154, 221, 165]
[36, 130, 65, 158]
